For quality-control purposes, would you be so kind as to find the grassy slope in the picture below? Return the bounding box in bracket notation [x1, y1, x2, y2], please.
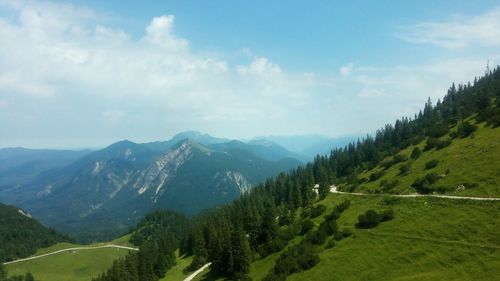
[355, 122, 500, 197]
[186, 193, 500, 281]
[287, 194, 499, 281]
[5, 235, 133, 281]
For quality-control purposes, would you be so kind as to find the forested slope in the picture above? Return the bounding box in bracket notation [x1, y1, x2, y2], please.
[0, 203, 70, 262]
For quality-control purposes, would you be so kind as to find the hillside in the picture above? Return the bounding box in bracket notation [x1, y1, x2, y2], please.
[190, 193, 499, 281]
[0, 203, 70, 262]
[347, 119, 500, 197]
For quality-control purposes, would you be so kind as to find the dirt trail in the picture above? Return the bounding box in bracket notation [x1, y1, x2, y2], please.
[329, 185, 500, 201]
[3, 244, 138, 265]
[183, 263, 211, 281]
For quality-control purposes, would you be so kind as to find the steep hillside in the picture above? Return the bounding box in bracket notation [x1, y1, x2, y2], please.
[0, 138, 300, 242]
[190, 194, 499, 281]
[0, 203, 70, 262]
[351, 120, 500, 197]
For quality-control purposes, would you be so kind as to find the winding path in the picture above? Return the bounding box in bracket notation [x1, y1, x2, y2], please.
[183, 262, 211, 281]
[3, 244, 139, 265]
[329, 185, 500, 201]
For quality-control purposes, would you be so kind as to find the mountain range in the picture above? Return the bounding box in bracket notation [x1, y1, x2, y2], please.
[0, 132, 307, 241]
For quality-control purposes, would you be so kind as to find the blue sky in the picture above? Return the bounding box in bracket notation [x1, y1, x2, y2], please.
[1, 0, 499, 148]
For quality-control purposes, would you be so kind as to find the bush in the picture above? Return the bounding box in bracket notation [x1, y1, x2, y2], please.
[393, 154, 408, 163]
[412, 173, 441, 194]
[425, 137, 452, 151]
[309, 204, 326, 218]
[435, 138, 452, 149]
[425, 159, 439, 170]
[457, 121, 477, 137]
[399, 163, 411, 175]
[300, 219, 314, 234]
[356, 209, 394, 229]
[411, 147, 421, 159]
[326, 238, 336, 249]
[369, 171, 385, 182]
[427, 123, 450, 138]
[342, 228, 353, 238]
[380, 179, 400, 192]
[356, 210, 380, 229]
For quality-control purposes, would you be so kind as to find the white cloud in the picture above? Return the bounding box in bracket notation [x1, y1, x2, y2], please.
[144, 15, 188, 50]
[398, 7, 500, 49]
[237, 57, 282, 76]
[339, 63, 354, 76]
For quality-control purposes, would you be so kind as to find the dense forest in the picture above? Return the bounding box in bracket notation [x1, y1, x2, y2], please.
[0, 203, 71, 263]
[92, 67, 500, 281]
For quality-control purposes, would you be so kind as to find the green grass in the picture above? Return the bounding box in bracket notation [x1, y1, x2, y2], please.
[5, 236, 133, 281]
[160, 250, 194, 281]
[355, 122, 500, 197]
[286, 194, 500, 281]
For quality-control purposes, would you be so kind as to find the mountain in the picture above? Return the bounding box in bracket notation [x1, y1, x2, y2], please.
[253, 135, 356, 161]
[0, 137, 301, 241]
[0, 203, 70, 262]
[0, 148, 91, 187]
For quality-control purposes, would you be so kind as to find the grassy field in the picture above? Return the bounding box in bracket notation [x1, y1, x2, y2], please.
[355, 122, 500, 197]
[5, 235, 133, 281]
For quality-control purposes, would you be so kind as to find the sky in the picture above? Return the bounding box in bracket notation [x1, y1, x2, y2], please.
[1, 0, 500, 149]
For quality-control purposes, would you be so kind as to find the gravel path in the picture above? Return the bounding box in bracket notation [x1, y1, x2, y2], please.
[329, 185, 500, 201]
[3, 244, 139, 265]
[183, 263, 211, 281]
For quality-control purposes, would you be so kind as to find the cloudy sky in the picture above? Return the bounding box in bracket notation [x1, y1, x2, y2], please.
[1, 0, 499, 148]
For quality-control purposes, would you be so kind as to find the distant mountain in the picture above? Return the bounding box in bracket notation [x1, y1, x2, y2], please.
[0, 148, 91, 186]
[253, 135, 357, 160]
[0, 134, 301, 242]
[0, 203, 70, 262]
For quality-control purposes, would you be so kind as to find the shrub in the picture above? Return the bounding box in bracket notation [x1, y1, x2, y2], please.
[436, 138, 452, 149]
[425, 137, 452, 151]
[356, 209, 394, 229]
[456, 121, 477, 138]
[399, 163, 411, 175]
[342, 228, 353, 238]
[425, 159, 439, 170]
[410, 147, 421, 159]
[380, 179, 400, 192]
[412, 173, 440, 194]
[369, 171, 385, 182]
[393, 154, 408, 163]
[333, 200, 351, 213]
[326, 238, 336, 249]
[309, 204, 326, 218]
[427, 123, 450, 138]
[300, 219, 314, 234]
[356, 210, 380, 229]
